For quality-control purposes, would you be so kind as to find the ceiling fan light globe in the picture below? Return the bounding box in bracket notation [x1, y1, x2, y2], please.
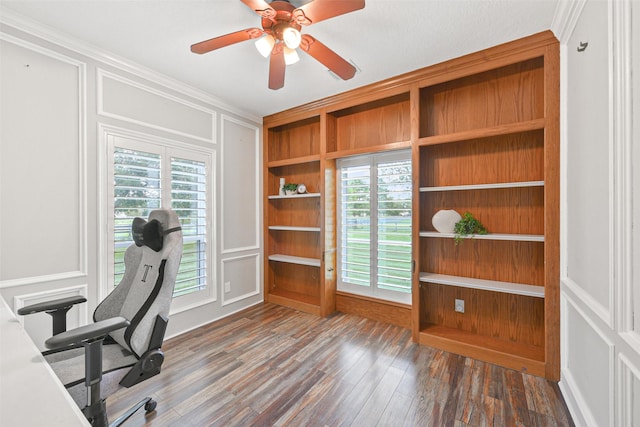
[282, 27, 302, 49]
[284, 46, 300, 65]
[255, 34, 275, 57]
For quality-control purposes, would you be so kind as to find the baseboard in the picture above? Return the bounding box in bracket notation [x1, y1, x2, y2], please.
[335, 292, 411, 329]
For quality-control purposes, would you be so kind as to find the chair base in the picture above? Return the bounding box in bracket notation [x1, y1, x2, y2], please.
[108, 397, 156, 427]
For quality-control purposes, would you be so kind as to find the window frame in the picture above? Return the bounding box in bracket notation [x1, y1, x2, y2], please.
[104, 131, 216, 313]
[336, 150, 412, 305]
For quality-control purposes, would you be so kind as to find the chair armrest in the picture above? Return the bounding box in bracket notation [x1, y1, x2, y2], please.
[17, 296, 87, 315]
[45, 316, 130, 349]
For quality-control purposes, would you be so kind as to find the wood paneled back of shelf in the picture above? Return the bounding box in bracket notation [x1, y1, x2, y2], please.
[419, 131, 545, 187]
[267, 162, 321, 195]
[420, 188, 545, 235]
[267, 117, 320, 162]
[328, 93, 411, 153]
[419, 57, 544, 138]
[419, 282, 545, 348]
[420, 239, 545, 286]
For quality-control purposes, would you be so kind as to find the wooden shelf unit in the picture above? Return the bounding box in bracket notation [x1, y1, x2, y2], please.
[413, 42, 559, 380]
[264, 115, 335, 316]
[263, 31, 559, 379]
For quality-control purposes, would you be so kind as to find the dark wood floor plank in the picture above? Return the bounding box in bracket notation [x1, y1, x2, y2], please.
[106, 303, 573, 426]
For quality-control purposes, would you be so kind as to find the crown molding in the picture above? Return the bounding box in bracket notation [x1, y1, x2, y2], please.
[551, 0, 587, 44]
[0, 6, 261, 124]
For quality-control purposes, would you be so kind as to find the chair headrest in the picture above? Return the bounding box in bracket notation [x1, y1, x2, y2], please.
[132, 210, 182, 252]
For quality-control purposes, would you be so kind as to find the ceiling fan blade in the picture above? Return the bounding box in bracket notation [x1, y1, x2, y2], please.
[293, 0, 365, 25]
[300, 35, 356, 81]
[269, 44, 286, 90]
[239, 0, 277, 20]
[191, 28, 263, 54]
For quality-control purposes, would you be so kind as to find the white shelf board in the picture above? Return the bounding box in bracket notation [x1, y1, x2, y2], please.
[268, 254, 321, 267]
[419, 272, 544, 298]
[419, 231, 544, 242]
[268, 193, 321, 200]
[268, 225, 321, 232]
[419, 181, 544, 192]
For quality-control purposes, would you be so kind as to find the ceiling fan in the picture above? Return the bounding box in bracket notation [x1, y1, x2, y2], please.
[190, 0, 365, 90]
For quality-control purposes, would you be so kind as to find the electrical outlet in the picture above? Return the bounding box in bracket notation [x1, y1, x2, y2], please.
[455, 299, 465, 313]
[224, 281, 231, 293]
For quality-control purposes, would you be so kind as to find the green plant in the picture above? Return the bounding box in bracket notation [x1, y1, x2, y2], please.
[283, 183, 298, 192]
[454, 212, 488, 244]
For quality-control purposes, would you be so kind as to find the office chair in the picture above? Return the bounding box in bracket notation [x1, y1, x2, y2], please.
[18, 209, 183, 427]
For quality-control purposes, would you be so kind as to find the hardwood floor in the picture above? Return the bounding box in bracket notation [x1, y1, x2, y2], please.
[107, 303, 574, 426]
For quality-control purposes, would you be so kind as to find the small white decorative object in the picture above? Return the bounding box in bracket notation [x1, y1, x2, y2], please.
[279, 178, 285, 196]
[297, 184, 307, 194]
[432, 210, 462, 233]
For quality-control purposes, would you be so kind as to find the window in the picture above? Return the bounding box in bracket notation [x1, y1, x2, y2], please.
[108, 136, 213, 308]
[337, 151, 412, 304]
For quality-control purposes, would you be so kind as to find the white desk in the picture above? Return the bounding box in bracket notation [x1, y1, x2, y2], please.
[0, 296, 89, 426]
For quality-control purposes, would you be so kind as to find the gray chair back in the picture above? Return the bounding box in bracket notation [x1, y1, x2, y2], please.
[94, 209, 183, 357]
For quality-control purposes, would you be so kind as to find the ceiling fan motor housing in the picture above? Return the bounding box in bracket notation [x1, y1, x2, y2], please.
[262, 1, 304, 44]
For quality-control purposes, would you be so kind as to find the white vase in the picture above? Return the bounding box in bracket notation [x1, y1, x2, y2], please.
[432, 210, 462, 233]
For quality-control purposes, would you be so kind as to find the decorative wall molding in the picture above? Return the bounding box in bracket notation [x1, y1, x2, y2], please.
[0, 271, 88, 290]
[221, 253, 261, 307]
[610, 0, 634, 336]
[551, 0, 588, 43]
[97, 68, 217, 144]
[220, 115, 261, 255]
[561, 292, 615, 427]
[559, 1, 640, 426]
[0, 33, 88, 289]
[562, 277, 613, 328]
[0, 7, 261, 124]
[618, 353, 640, 426]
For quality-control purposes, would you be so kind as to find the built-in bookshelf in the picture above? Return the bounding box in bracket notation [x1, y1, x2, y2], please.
[263, 31, 559, 380]
[264, 115, 332, 316]
[413, 43, 559, 379]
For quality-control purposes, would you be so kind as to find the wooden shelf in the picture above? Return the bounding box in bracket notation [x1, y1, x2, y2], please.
[268, 193, 321, 200]
[420, 180, 544, 192]
[268, 226, 321, 232]
[267, 155, 320, 168]
[418, 119, 545, 146]
[268, 254, 321, 267]
[418, 324, 545, 376]
[419, 231, 544, 242]
[325, 140, 411, 160]
[419, 272, 544, 298]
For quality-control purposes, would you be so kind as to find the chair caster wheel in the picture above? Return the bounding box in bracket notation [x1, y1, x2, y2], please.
[144, 399, 157, 413]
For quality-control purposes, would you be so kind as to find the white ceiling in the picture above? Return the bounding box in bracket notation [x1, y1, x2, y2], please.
[0, 0, 559, 118]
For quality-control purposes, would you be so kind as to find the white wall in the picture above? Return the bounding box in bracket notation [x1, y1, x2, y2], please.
[0, 12, 263, 348]
[554, 0, 640, 425]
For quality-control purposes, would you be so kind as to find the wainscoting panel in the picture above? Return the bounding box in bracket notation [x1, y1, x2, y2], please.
[561, 293, 614, 427]
[0, 37, 86, 287]
[221, 254, 260, 306]
[220, 116, 260, 254]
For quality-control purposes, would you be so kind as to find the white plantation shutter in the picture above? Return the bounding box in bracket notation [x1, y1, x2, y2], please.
[171, 157, 207, 296]
[113, 147, 161, 287]
[337, 151, 412, 304]
[339, 163, 371, 288]
[111, 145, 210, 300]
[376, 159, 412, 295]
